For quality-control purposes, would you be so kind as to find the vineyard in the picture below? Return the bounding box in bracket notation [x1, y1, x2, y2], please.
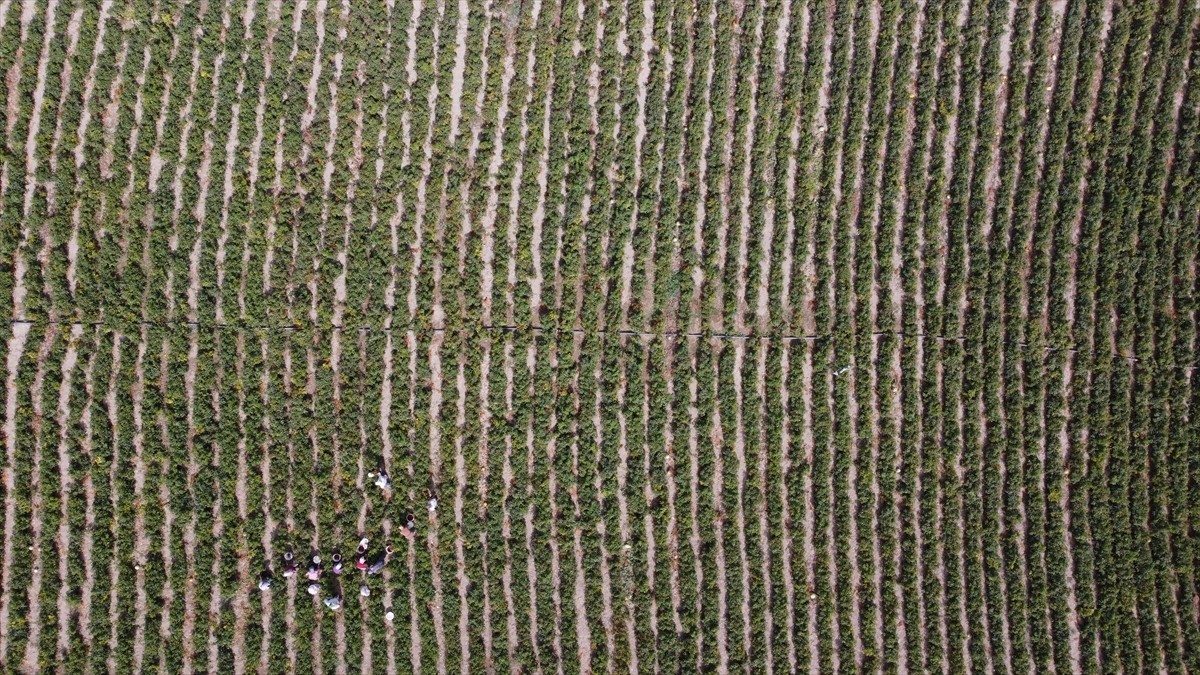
[0, 0, 1197, 672]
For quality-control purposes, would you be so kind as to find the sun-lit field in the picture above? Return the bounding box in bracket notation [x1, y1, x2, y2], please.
[1, 0, 1198, 672]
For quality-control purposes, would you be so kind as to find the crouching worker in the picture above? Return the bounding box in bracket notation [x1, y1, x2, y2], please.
[356, 537, 370, 571]
[369, 468, 391, 491]
[306, 555, 323, 581]
[368, 546, 394, 575]
[324, 592, 343, 611]
[257, 570, 273, 591]
[400, 513, 416, 541]
[281, 551, 298, 578]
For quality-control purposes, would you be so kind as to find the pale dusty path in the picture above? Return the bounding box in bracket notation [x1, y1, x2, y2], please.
[749, 339, 776, 670]
[182, 324, 201, 675]
[593, 339, 619, 671]
[0, 321, 32, 657]
[130, 333, 151, 674]
[476, 17, 518, 327]
[568, 333, 594, 671]
[660, 334, 685, 649]
[613, 335, 638, 671]
[684, 1, 717, 336]
[404, 330, 424, 674]
[102, 334, 125, 675]
[729, 3, 765, 337]
[521, 341, 545, 670]
[76, 329, 101, 658]
[17, 0, 59, 224]
[16, 326, 60, 675]
[774, 344, 799, 674]
[428, 331, 449, 674]
[403, 0, 449, 326]
[452, 347, 470, 674]
[61, 0, 115, 308]
[751, 0, 797, 335]
[500, 335, 519, 667]
[616, 0, 656, 332]
[256, 333, 276, 675]
[9, 0, 62, 322]
[683, 337, 709, 670]
[545, 335, 567, 674]
[473, 336, 495, 671]
[231, 331, 252, 675]
[730, 339, 753, 667]
[706, 0, 747, 338]
[800, 342, 819, 674]
[282, 335, 300, 674]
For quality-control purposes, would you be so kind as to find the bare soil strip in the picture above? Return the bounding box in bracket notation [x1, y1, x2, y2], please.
[637, 337, 659, 670]
[800, 343, 819, 674]
[822, 361, 841, 674]
[707, 0, 746, 337]
[428, 333, 449, 674]
[731, 340, 753, 666]
[751, 0, 796, 336]
[706, 341, 730, 672]
[751, 340, 774, 670]
[477, 19, 517, 328]
[888, 335, 908, 674]
[775, 344, 798, 674]
[404, 0, 450, 326]
[77, 329, 100, 655]
[523, 344, 546, 670]
[16, 327, 58, 674]
[102, 334, 124, 675]
[453, 350, 470, 673]
[52, 2, 106, 290]
[614, 335, 637, 670]
[729, 4, 763, 337]
[524, 28, 554, 330]
[499, 336, 519, 666]
[17, 0, 58, 221]
[615, 0, 656, 331]
[256, 333, 275, 675]
[567, 333, 593, 670]
[0, 322, 31, 657]
[660, 335, 683, 645]
[474, 335, 495, 671]
[11, 0, 69, 322]
[685, 2, 717, 336]
[130, 334, 151, 673]
[180, 331, 200, 674]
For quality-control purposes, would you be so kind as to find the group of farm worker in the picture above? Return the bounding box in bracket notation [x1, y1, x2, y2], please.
[254, 467, 440, 615]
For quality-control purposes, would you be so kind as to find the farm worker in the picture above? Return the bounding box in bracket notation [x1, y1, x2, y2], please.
[370, 468, 391, 490]
[306, 555, 323, 581]
[356, 538, 370, 570]
[324, 594, 342, 611]
[331, 553, 345, 575]
[399, 513, 416, 541]
[307, 583, 320, 596]
[360, 585, 371, 597]
[258, 571, 273, 591]
[282, 551, 298, 578]
[385, 611, 395, 623]
[427, 496, 438, 512]
[368, 546, 394, 575]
